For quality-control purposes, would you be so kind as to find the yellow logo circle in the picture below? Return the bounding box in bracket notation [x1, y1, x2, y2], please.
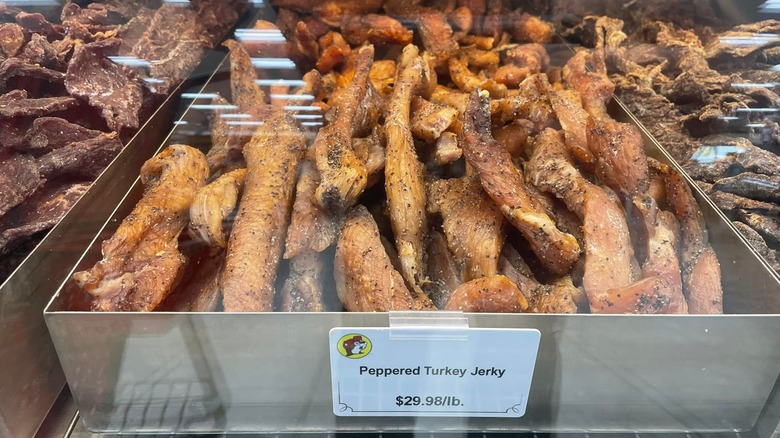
[337, 333, 372, 359]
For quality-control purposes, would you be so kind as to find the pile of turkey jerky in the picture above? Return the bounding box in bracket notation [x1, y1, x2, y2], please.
[0, 0, 246, 280]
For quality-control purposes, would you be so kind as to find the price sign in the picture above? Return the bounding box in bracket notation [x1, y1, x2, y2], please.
[329, 327, 540, 417]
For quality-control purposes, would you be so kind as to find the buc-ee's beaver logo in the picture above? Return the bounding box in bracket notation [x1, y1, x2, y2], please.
[337, 334, 372, 359]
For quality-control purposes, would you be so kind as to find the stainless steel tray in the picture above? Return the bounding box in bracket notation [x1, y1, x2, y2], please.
[44, 49, 780, 434]
[0, 43, 234, 438]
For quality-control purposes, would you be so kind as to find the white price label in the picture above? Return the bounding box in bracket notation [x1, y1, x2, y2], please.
[329, 327, 540, 417]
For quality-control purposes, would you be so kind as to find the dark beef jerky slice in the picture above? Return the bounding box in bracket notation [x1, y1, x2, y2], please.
[192, 0, 244, 48]
[37, 132, 122, 180]
[22, 117, 107, 153]
[0, 95, 78, 118]
[736, 210, 780, 247]
[16, 12, 65, 40]
[116, 8, 155, 56]
[61, 2, 126, 26]
[0, 23, 25, 58]
[0, 118, 32, 150]
[0, 181, 90, 255]
[0, 153, 43, 217]
[18, 33, 66, 71]
[712, 172, 780, 204]
[731, 220, 780, 271]
[0, 58, 65, 93]
[65, 39, 145, 132]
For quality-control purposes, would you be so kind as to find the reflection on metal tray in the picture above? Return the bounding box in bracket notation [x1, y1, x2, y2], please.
[44, 42, 780, 434]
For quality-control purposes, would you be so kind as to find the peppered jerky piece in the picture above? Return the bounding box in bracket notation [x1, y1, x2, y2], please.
[15, 12, 65, 40]
[736, 210, 780, 247]
[65, 38, 146, 133]
[712, 173, 780, 204]
[37, 132, 123, 180]
[731, 221, 780, 271]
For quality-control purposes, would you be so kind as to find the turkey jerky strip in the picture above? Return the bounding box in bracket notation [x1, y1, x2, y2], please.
[188, 168, 247, 248]
[385, 44, 434, 295]
[72, 145, 209, 311]
[284, 159, 340, 259]
[462, 89, 581, 276]
[428, 175, 505, 282]
[335, 205, 434, 312]
[224, 39, 271, 121]
[279, 250, 325, 312]
[385, 1, 458, 67]
[661, 162, 724, 314]
[313, 45, 379, 213]
[221, 112, 306, 312]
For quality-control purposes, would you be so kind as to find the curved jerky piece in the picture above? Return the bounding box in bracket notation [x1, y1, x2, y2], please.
[342, 14, 413, 47]
[495, 44, 549, 88]
[448, 56, 507, 98]
[0, 182, 89, 256]
[662, 163, 724, 314]
[736, 210, 780, 247]
[410, 96, 457, 143]
[0, 23, 24, 58]
[463, 90, 580, 276]
[72, 145, 209, 312]
[385, 46, 431, 295]
[285, 159, 341, 259]
[0, 153, 43, 217]
[37, 132, 122, 180]
[428, 175, 505, 282]
[445, 275, 529, 312]
[563, 49, 614, 119]
[65, 39, 145, 133]
[587, 116, 658, 249]
[287, 20, 320, 72]
[352, 125, 386, 188]
[18, 34, 66, 71]
[316, 31, 350, 74]
[224, 39, 270, 121]
[0, 118, 32, 150]
[221, 112, 307, 312]
[642, 211, 687, 314]
[157, 245, 224, 312]
[205, 94, 243, 175]
[0, 96, 78, 119]
[385, 2, 458, 67]
[498, 243, 579, 314]
[188, 168, 247, 248]
[23, 117, 105, 154]
[548, 88, 593, 166]
[0, 59, 65, 92]
[425, 230, 460, 309]
[712, 173, 780, 204]
[313, 0, 385, 26]
[335, 205, 434, 312]
[492, 74, 555, 131]
[314, 45, 378, 212]
[511, 12, 554, 44]
[16, 12, 64, 40]
[280, 250, 325, 312]
[732, 220, 780, 271]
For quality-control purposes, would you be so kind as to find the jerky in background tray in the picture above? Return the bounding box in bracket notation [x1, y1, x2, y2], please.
[65, 38, 148, 134]
[0, 152, 43, 217]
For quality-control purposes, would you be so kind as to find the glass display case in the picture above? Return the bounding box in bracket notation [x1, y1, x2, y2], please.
[0, 0, 777, 436]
